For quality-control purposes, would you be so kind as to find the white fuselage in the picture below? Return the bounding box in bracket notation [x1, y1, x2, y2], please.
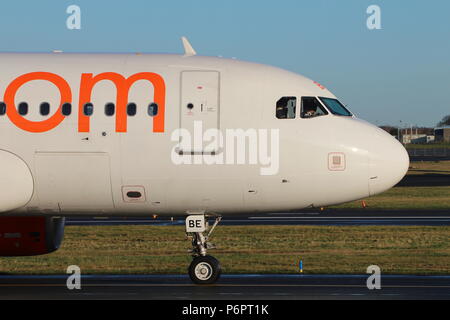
[0, 53, 409, 216]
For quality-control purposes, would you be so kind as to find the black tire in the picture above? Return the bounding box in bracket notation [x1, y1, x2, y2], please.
[188, 255, 221, 285]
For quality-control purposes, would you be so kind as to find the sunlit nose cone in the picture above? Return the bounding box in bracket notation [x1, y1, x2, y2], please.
[369, 132, 410, 196]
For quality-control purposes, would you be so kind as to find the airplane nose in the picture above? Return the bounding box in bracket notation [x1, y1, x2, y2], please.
[368, 131, 410, 196]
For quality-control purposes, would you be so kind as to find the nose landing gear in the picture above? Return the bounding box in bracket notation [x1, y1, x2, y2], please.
[185, 214, 222, 284]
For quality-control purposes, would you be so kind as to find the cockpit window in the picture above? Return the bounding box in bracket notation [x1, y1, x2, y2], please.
[319, 97, 352, 116]
[276, 97, 296, 119]
[301, 97, 328, 118]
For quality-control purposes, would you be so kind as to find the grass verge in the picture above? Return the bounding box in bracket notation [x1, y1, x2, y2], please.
[0, 225, 448, 275]
[408, 160, 450, 175]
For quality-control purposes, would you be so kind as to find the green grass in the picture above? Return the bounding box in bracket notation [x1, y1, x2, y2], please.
[408, 161, 450, 175]
[332, 186, 450, 210]
[0, 226, 448, 275]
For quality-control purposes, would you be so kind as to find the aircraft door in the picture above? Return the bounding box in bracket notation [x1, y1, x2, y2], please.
[179, 71, 220, 153]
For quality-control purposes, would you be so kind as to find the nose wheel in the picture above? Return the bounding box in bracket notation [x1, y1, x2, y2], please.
[189, 255, 221, 284]
[185, 213, 222, 285]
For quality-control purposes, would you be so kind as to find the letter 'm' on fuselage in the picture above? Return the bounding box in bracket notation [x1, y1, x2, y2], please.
[78, 72, 166, 133]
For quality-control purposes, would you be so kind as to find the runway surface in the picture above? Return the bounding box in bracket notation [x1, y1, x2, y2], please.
[397, 174, 450, 187]
[66, 210, 450, 227]
[0, 274, 448, 300]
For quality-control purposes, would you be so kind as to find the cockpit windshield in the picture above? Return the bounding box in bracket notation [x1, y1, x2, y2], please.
[319, 97, 353, 117]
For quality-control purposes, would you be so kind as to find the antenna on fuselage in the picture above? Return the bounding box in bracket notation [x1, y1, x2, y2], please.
[181, 36, 197, 57]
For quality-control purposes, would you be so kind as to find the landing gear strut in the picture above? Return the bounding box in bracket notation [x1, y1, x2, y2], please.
[185, 213, 222, 284]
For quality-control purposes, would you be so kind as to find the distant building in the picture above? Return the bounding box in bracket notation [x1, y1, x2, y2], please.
[397, 127, 435, 144]
[412, 135, 435, 144]
[401, 134, 435, 144]
[435, 127, 450, 143]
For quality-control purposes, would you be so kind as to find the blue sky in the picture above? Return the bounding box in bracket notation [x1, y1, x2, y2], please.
[0, 0, 448, 127]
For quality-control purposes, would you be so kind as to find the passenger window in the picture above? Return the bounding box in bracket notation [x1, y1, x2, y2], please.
[40, 102, 50, 116]
[301, 97, 328, 119]
[148, 103, 158, 117]
[0, 102, 6, 115]
[83, 103, 94, 116]
[127, 103, 137, 116]
[276, 97, 296, 119]
[105, 103, 115, 116]
[62, 103, 72, 116]
[18, 102, 28, 115]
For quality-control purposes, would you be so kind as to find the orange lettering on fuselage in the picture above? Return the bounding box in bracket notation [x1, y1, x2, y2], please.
[3, 71, 166, 133]
[78, 72, 166, 133]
